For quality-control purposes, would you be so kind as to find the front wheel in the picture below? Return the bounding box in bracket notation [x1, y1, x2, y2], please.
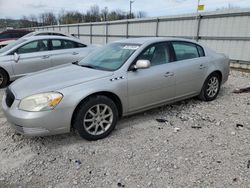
[0, 69, 9, 88]
[73, 95, 118, 141]
[198, 73, 221, 101]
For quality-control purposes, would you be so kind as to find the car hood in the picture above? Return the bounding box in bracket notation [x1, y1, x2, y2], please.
[10, 64, 113, 99]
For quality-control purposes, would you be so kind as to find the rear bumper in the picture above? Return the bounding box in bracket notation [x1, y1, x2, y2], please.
[2, 94, 72, 136]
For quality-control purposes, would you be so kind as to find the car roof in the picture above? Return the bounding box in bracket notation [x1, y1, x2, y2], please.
[115, 37, 199, 45]
[22, 35, 82, 43]
[31, 31, 66, 35]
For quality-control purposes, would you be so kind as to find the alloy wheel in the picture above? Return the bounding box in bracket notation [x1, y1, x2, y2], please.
[206, 76, 219, 98]
[83, 104, 113, 136]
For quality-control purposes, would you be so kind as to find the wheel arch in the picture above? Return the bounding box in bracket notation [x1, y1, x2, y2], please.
[71, 91, 123, 128]
[209, 70, 222, 82]
[200, 70, 223, 94]
[0, 67, 10, 83]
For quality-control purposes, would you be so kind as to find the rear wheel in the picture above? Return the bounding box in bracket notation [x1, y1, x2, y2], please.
[0, 69, 9, 88]
[198, 73, 221, 101]
[73, 95, 118, 141]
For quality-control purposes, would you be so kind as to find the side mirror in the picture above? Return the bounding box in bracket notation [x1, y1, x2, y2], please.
[133, 60, 151, 70]
[14, 52, 20, 62]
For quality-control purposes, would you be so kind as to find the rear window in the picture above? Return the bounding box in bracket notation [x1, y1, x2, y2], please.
[52, 33, 66, 36]
[36, 33, 66, 37]
[36, 33, 49, 36]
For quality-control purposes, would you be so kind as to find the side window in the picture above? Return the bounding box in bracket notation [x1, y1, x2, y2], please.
[137, 43, 170, 66]
[197, 45, 205, 57]
[139, 46, 155, 61]
[51, 40, 64, 50]
[64, 40, 75, 49]
[51, 40, 76, 50]
[77, 43, 87, 48]
[16, 40, 48, 54]
[172, 42, 199, 61]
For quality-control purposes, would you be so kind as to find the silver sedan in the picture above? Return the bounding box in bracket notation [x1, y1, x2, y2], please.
[0, 35, 97, 87]
[2, 37, 229, 140]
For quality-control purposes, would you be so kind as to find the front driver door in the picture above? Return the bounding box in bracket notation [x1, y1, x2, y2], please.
[12, 39, 51, 78]
[127, 42, 176, 112]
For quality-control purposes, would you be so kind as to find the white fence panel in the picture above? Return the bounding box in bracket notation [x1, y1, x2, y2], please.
[129, 22, 156, 36]
[31, 9, 250, 62]
[108, 24, 127, 36]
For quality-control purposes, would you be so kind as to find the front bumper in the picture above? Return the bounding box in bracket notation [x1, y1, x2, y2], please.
[2, 94, 72, 136]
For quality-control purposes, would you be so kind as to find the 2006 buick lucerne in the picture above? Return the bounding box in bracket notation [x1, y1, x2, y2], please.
[2, 37, 229, 140]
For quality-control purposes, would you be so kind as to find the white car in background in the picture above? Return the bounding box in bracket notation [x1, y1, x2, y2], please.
[0, 31, 75, 49]
[22, 31, 77, 39]
[0, 35, 97, 87]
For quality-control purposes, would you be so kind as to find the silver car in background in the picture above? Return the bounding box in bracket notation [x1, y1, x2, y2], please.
[2, 37, 229, 140]
[21, 31, 76, 39]
[0, 35, 97, 87]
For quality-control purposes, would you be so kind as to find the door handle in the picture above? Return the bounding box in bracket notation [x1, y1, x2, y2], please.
[199, 64, 206, 69]
[72, 52, 79, 55]
[164, 72, 174, 77]
[42, 55, 50, 59]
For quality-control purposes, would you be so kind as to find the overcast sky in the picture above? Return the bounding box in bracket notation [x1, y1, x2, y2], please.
[0, 0, 249, 19]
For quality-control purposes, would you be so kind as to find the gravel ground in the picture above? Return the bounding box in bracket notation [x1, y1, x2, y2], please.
[0, 70, 249, 188]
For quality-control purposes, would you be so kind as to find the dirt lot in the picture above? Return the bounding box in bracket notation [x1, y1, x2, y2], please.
[0, 70, 249, 188]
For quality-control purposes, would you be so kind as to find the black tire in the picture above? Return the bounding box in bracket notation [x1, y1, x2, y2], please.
[73, 95, 118, 141]
[198, 73, 221, 101]
[0, 69, 9, 88]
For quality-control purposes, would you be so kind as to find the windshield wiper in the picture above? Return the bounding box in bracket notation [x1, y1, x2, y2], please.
[80, 64, 96, 69]
[72, 62, 95, 69]
[72, 61, 79, 65]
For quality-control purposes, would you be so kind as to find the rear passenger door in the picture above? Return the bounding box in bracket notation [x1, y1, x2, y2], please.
[50, 39, 87, 67]
[171, 41, 208, 99]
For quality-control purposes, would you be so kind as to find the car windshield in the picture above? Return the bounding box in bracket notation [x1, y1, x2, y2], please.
[0, 38, 26, 54]
[79, 42, 140, 71]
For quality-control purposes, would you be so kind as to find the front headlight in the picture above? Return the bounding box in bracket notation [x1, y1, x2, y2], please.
[19, 92, 63, 112]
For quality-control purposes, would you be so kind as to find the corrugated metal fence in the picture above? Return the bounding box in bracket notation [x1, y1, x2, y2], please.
[32, 9, 250, 66]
